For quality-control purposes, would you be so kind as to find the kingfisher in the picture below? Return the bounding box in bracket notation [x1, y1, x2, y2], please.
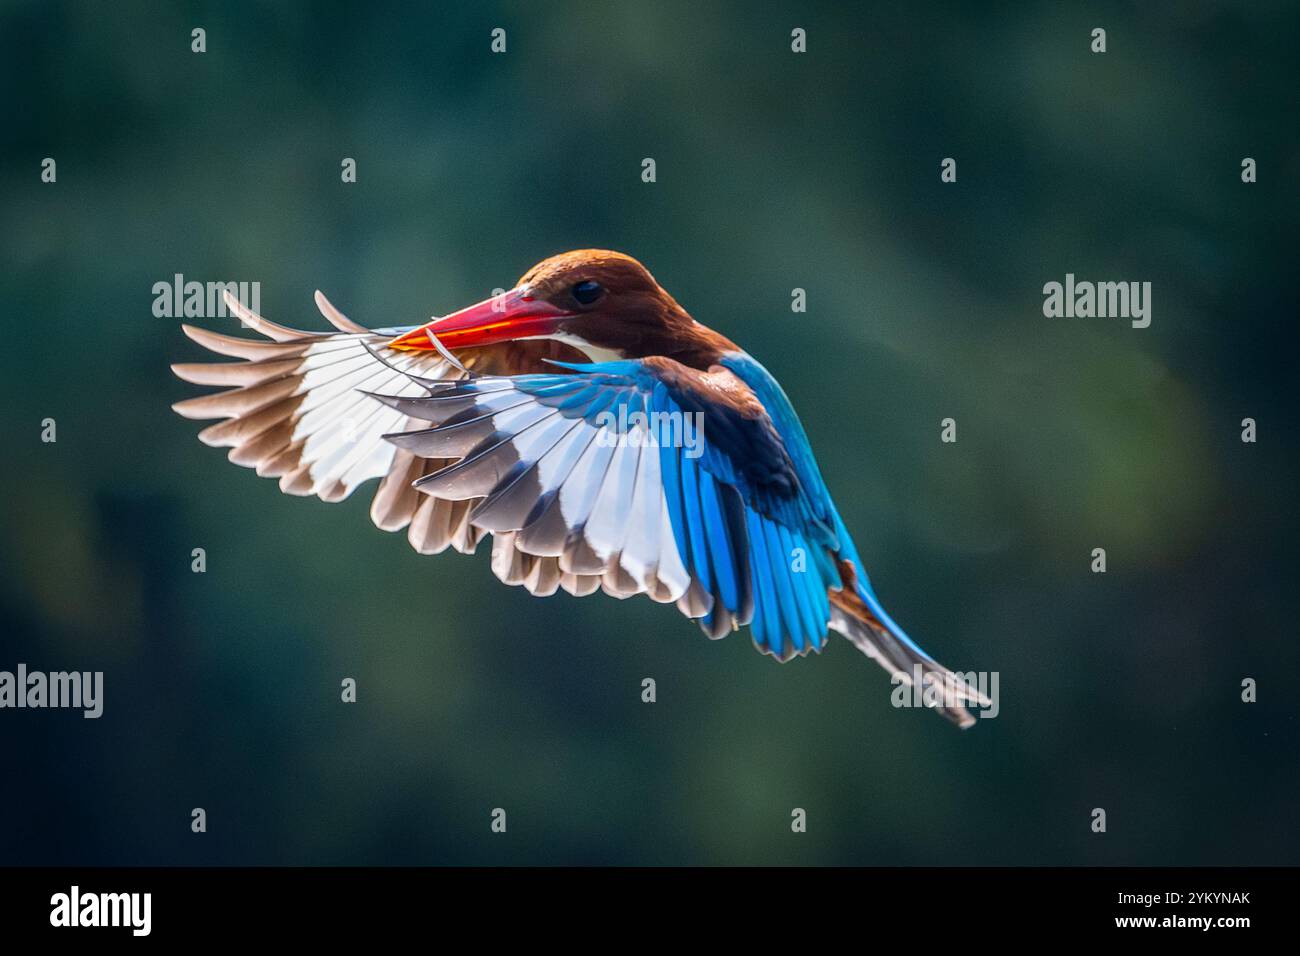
[172, 250, 988, 726]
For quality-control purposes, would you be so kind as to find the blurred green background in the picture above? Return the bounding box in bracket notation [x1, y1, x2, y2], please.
[2, 0, 1297, 865]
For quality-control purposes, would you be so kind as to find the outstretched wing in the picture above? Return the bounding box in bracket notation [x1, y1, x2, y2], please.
[170, 291, 583, 554]
[370, 357, 845, 660]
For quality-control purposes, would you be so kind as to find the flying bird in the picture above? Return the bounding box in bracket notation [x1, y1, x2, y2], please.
[172, 250, 987, 726]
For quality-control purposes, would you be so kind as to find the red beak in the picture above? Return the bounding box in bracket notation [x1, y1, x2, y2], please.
[387, 288, 572, 352]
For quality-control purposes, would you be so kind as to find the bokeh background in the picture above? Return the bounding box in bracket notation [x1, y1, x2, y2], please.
[2, 0, 1297, 865]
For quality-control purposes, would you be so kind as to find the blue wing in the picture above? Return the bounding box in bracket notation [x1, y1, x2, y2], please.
[369, 355, 842, 659]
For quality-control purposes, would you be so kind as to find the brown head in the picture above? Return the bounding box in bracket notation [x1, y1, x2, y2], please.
[388, 249, 736, 369]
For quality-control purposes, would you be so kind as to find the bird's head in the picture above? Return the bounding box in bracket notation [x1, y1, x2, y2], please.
[389, 249, 727, 365]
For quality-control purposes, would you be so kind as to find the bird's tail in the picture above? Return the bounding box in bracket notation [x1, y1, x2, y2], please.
[827, 559, 990, 729]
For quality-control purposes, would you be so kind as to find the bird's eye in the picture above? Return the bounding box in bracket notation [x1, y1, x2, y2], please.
[571, 280, 604, 306]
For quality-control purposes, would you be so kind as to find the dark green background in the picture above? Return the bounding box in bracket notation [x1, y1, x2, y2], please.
[2, 1, 1296, 865]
